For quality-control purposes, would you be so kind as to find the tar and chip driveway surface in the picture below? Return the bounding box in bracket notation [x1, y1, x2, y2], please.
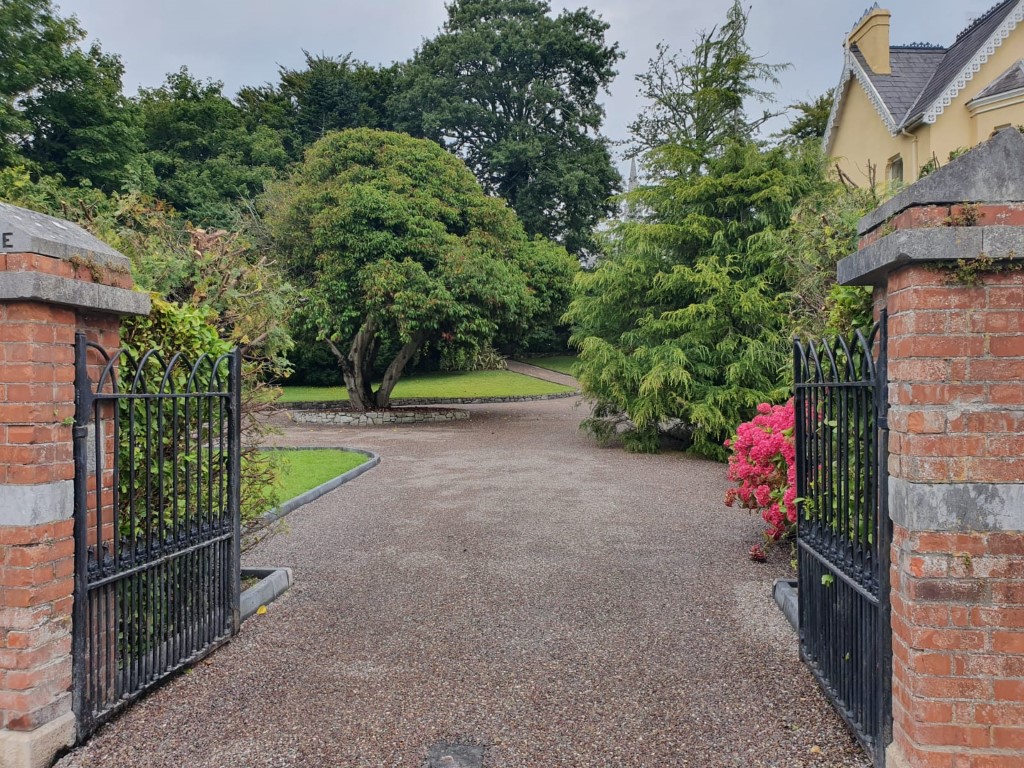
[58, 388, 871, 768]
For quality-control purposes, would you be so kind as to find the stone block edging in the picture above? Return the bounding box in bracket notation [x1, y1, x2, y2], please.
[259, 447, 380, 526]
[889, 478, 1024, 532]
[837, 224, 1024, 287]
[239, 567, 293, 622]
[292, 408, 470, 426]
[0, 481, 72, 527]
[284, 390, 579, 413]
[0, 712, 76, 768]
[0, 271, 151, 316]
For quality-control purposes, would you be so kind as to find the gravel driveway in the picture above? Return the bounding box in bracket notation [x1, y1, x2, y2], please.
[58, 395, 870, 768]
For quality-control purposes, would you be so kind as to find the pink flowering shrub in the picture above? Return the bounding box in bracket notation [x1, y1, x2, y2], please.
[724, 400, 797, 541]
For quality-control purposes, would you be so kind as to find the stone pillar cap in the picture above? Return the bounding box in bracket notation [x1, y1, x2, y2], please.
[0, 202, 149, 316]
[858, 128, 1024, 235]
[0, 201, 131, 270]
[838, 225, 1024, 286]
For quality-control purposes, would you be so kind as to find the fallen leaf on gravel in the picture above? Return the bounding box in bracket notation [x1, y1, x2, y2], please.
[257, 605, 268, 615]
[809, 746, 822, 754]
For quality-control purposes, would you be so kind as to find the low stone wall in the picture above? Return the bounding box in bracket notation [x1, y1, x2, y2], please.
[292, 408, 470, 426]
[285, 390, 578, 412]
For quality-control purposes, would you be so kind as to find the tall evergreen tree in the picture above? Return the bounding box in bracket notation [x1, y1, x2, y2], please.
[237, 53, 401, 162]
[627, 0, 785, 176]
[568, 142, 825, 456]
[396, 0, 622, 256]
[567, 0, 823, 457]
[778, 90, 834, 143]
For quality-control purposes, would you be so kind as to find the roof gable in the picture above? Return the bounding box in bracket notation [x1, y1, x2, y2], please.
[971, 58, 1024, 100]
[824, 0, 1024, 148]
[852, 44, 946, 125]
[905, 0, 1024, 125]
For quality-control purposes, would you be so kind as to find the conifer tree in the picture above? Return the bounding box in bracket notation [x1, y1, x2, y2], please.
[627, 0, 785, 176]
[568, 1, 826, 457]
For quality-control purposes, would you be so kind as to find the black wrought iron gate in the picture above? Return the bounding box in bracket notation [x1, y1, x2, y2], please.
[72, 333, 241, 739]
[793, 314, 891, 766]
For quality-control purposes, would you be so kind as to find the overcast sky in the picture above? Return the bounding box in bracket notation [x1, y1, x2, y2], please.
[57, 0, 997, 172]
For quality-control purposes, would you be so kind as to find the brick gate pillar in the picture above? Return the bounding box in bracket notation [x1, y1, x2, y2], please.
[839, 128, 1024, 768]
[0, 203, 149, 768]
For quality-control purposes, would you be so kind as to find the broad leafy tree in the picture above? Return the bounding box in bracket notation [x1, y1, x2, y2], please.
[396, 0, 622, 255]
[138, 68, 290, 225]
[263, 128, 575, 409]
[0, 0, 139, 190]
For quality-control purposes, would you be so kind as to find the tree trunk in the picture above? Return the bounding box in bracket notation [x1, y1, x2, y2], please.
[326, 315, 379, 411]
[326, 339, 370, 411]
[374, 330, 427, 409]
[348, 316, 378, 409]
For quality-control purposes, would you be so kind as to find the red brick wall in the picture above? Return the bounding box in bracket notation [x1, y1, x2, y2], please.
[886, 265, 1024, 485]
[891, 526, 1024, 766]
[862, 207, 1024, 767]
[0, 520, 75, 731]
[0, 253, 125, 734]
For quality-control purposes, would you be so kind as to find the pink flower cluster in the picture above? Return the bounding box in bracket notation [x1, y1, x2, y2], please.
[724, 400, 797, 540]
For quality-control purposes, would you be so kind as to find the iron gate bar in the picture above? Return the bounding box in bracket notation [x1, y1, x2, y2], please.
[793, 312, 891, 767]
[72, 333, 241, 740]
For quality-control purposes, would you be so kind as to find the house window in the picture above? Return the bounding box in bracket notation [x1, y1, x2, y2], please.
[887, 155, 904, 184]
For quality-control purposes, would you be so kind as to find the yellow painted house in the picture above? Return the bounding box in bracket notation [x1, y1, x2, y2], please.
[825, 0, 1024, 187]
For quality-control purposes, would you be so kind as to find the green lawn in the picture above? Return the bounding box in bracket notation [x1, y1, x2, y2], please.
[266, 449, 370, 502]
[280, 369, 573, 403]
[523, 355, 577, 376]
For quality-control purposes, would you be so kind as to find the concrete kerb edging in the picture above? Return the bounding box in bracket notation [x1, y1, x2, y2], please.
[772, 579, 798, 632]
[258, 447, 381, 526]
[239, 567, 294, 622]
[238, 448, 381, 622]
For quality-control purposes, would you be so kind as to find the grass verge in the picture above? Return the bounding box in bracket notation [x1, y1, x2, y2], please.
[264, 449, 370, 503]
[280, 369, 573, 403]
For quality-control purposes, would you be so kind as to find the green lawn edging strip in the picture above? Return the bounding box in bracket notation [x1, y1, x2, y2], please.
[260, 447, 381, 525]
[279, 370, 574, 404]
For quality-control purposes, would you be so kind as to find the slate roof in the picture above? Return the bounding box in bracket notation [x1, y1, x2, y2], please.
[903, 0, 1022, 124]
[852, 45, 946, 124]
[971, 58, 1024, 100]
[828, 0, 1024, 146]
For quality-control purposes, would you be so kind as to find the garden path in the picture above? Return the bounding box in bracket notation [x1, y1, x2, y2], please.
[57, 397, 870, 768]
[504, 359, 578, 388]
